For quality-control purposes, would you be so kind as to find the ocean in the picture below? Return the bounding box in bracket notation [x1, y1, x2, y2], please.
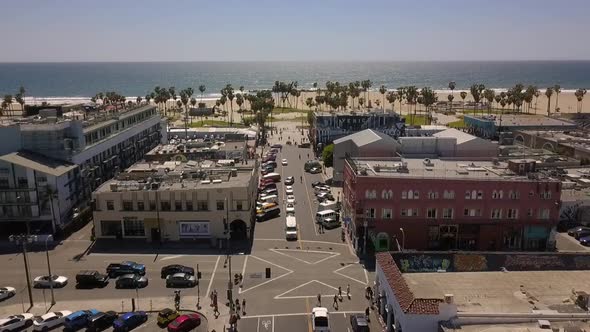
[0, 61, 589, 100]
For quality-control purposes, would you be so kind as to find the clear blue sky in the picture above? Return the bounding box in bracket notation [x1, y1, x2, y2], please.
[1, 0, 589, 62]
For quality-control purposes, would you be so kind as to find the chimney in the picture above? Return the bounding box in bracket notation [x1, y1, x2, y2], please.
[444, 294, 454, 304]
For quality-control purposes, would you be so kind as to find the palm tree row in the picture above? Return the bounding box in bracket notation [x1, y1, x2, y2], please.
[2, 86, 26, 117]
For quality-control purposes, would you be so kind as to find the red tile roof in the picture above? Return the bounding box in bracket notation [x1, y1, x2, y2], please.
[376, 253, 443, 315]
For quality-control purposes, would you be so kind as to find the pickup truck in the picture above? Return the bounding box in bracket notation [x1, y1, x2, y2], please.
[106, 261, 146, 278]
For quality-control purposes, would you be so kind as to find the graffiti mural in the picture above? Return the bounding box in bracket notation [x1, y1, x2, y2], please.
[454, 254, 487, 272]
[499, 255, 565, 271]
[399, 255, 450, 273]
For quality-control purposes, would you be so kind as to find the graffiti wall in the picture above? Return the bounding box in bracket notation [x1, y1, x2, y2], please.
[393, 252, 590, 273]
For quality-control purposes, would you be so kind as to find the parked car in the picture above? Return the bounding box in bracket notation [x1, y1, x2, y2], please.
[0, 287, 16, 301]
[161, 265, 194, 279]
[0, 313, 34, 332]
[285, 176, 295, 185]
[167, 314, 201, 332]
[115, 274, 148, 289]
[350, 314, 370, 332]
[261, 168, 274, 176]
[107, 261, 146, 278]
[568, 226, 590, 237]
[576, 229, 590, 240]
[314, 186, 330, 194]
[316, 192, 334, 202]
[309, 167, 321, 174]
[281, 159, 288, 166]
[287, 195, 296, 204]
[157, 309, 179, 327]
[87, 311, 118, 332]
[76, 270, 109, 288]
[166, 273, 197, 288]
[262, 187, 278, 196]
[311, 181, 325, 188]
[270, 148, 279, 154]
[286, 203, 295, 215]
[285, 186, 294, 195]
[113, 312, 147, 331]
[33, 275, 68, 288]
[579, 235, 590, 246]
[263, 160, 277, 168]
[312, 307, 330, 332]
[63, 309, 100, 332]
[33, 311, 72, 331]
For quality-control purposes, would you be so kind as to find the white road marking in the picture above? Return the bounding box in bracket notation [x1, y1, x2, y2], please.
[257, 317, 260, 332]
[302, 170, 319, 237]
[269, 248, 340, 265]
[333, 264, 367, 286]
[364, 268, 369, 284]
[274, 279, 339, 299]
[240, 311, 363, 319]
[255, 238, 347, 246]
[205, 256, 220, 298]
[239, 255, 294, 295]
[160, 255, 183, 261]
[241, 255, 248, 281]
[272, 316, 275, 332]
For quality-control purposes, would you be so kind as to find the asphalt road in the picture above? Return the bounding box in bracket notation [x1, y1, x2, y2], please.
[0, 123, 374, 332]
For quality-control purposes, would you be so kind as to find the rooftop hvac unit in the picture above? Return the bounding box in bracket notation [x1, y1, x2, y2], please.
[212, 179, 222, 184]
[110, 183, 118, 192]
[151, 182, 159, 190]
[200, 180, 211, 184]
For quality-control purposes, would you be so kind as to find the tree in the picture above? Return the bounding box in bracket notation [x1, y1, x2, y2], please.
[470, 84, 485, 115]
[305, 97, 315, 110]
[15, 86, 25, 116]
[405, 86, 418, 124]
[386, 91, 397, 113]
[575, 88, 587, 113]
[460, 91, 467, 112]
[421, 87, 438, 125]
[545, 87, 554, 116]
[447, 94, 454, 111]
[361, 80, 372, 109]
[145, 94, 151, 105]
[169, 87, 177, 112]
[136, 96, 142, 105]
[3, 95, 13, 117]
[448, 81, 456, 111]
[483, 89, 495, 115]
[42, 186, 58, 235]
[190, 97, 197, 124]
[198, 85, 206, 103]
[236, 93, 244, 112]
[553, 84, 561, 112]
[379, 85, 387, 110]
[322, 144, 334, 168]
[224, 84, 235, 126]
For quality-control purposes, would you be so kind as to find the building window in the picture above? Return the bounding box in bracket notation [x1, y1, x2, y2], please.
[465, 191, 471, 199]
[17, 177, 28, 188]
[401, 208, 418, 217]
[149, 201, 156, 211]
[123, 219, 145, 237]
[122, 201, 133, 211]
[137, 201, 145, 211]
[463, 208, 480, 217]
[443, 190, 455, 199]
[101, 220, 121, 236]
[477, 191, 483, 200]
[197, 200, 208, 211]
[161, 201, 171, 211]
[428, 226, 440, 242]
[408, 190, 414, 199]
[492, 190, 499, 199]
[382, 190, 393, 199]
[186, 201, 193, 211]
[508, 191, 520, 199]
[427, 208, 437, 219]
[217, 200, 225, 211]
[365, 190, 377, 199]
[428, 191, 438, 199]
[175, 200, 182, 211]
[527, 208, 533, 217]
[365, 190, 371, 199]
[539, 209, 550, 219]
[442, 208, 453, 219]
[402, 191, 407, 199]
[529, 190, 535, 197]
[507, 208, 518, 219]
[382, 208, 392, 219]
[414, 191, 419, 199]
[237, 201, 243, 211]
[491, 209, 502, 219]
[540, 191, 551, 199]
[0, 178, 8, 189]
[365, 208, 376, 218]
[106, 200, 115, 210]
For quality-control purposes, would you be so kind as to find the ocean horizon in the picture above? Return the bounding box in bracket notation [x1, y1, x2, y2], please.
[1, 61, 589, 98]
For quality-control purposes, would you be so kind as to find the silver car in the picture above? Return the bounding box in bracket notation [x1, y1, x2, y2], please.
[166, 273, 197, 288]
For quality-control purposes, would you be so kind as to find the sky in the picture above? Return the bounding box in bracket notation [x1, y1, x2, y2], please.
[1, 0, 589, 62]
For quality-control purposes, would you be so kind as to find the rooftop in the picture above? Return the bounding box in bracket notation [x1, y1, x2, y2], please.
[314, 109, 400, 117]
[348, 157, 558, 182]
[95, 160, 256, 193]
[0, 151, 77, 176]
[519, 130, 590, 153]
[466, 114, 577, 128]
[333, 129, 397, 146]
[147, 141, 247, 156]
[432, 128, 478, 144]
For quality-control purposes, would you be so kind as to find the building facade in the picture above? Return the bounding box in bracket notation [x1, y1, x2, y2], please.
[0, 104, 166, 234]
[92, 160, 258, 246]
[342, 157, 562, 255]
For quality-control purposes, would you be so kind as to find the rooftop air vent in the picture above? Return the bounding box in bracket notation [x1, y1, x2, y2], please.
[200, 180, 211, 184]
[212, 179, 222, 184]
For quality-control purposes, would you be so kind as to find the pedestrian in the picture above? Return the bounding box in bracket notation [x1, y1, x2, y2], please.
[333, 294, 339, 310]
[365, 307, 371, 322]
[317, 293, 322, 306]
[338, 286, 342, 301]
[365, 286, 371, 299]
[242, 299, 246, 315]
[235, 300, 241, 319]
[213, 303, 219, 318]
[347, 284, 351, 299]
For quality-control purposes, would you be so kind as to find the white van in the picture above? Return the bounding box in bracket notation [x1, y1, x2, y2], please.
[315, 209, 337, 224]
[285, 216, 298, 240]
[318, 200, 338, 212]
[262, 172, 281, 182]
[257, 194, 278, 206]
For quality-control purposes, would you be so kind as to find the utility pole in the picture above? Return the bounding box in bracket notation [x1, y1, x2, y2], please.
[44, 235, 55, 306]
[9, 234, 35, 310]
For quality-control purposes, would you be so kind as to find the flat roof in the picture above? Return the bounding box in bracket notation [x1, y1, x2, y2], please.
[467, 114, 577, 128]
[432, 128, 477, 144]
[0, 151, 77, 176]
[406, 270, 590, 314]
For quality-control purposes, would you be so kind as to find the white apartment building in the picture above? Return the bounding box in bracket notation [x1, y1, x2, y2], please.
[0, 104, 166, 235]
[92, 160, 259, 246]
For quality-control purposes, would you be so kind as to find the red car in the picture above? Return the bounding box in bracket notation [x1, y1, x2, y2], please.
[167, 314, 201, 332]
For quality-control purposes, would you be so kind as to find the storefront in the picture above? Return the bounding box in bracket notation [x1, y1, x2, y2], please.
[98, 217, 146, 239]
[178, 221, 211, 239]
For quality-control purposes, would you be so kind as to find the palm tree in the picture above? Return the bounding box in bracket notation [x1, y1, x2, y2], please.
[553, 84, 561, 112]
[361, 80, 372, 109]
[405, 86, 418, 124]
[534, 88, 541, 112]
[483, 89, 495, 115]
[575, 88, 587, 113]
[16, 86, 25, 116]
[42, 186, 58, 235]
[460, 91, 467, 112]
[397, 87, 405, 115]
[470, 84, 484, 116]
[421, 87, 438, 125]
[448, 81, 456, 112]
[145, 94, 151, 105]
[224, 84, 235, 126]
[379, 85, 387, 110]
[447, 94, 454, 112]
[190, 97, 197, 123]
[386, 91, 397, 113]
[199, 85, 206, 103]
[305, 97, 315, 110]
[499, 98, 507, 118]
[3, 95, 13, 117]
[545, 87, 554, 116]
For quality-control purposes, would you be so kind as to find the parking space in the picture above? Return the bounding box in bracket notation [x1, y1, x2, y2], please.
[238, 312, 362, 332]
[133, 311, 207, 332]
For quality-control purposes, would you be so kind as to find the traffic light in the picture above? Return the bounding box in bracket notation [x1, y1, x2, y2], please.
[197, 271, 202, 279]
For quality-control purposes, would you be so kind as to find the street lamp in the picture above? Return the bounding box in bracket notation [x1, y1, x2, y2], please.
[399, 228, 405, 252]
[9, 234, 35, 309]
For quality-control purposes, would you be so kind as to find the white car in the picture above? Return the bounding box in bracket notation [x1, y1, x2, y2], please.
[33, 311, 72, 331]
[0, 287, 16, 301]
[286, 203, 295, 214]
[0, 313, 34, 332]
[312, 307, 330, 332]
[281, 159, 288, 166]
[287, 195, 296, 204]
[285, 186, 294, 195]
[33, 275, 68, 288]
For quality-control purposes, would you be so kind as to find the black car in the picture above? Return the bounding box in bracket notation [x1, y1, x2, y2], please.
[311, 181, 325, 188]
[284, 176, 295, 185]
[161, 265, 195, 279]
[75, 270, 109, 288]
[87, 311, 118, 332]
[568, 226, 590, 237]
[350, 314, 370, 332]
[115, 274, 148, 289]
[106, 261, 146, 278]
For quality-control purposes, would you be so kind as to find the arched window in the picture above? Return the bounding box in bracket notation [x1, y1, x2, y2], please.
[372, 190, 377, 199]
[471, 190, 477, 199]
[388, 190, 393, 199]
[408, 190, 414, 199]
[382, 190, 387, 199]
[365, 190, 370, 199]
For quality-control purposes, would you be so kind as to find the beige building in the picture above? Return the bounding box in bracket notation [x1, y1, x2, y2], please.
[92, 160, 258, 246]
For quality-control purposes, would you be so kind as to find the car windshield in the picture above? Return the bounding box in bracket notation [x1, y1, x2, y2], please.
[314, 317, 328, 327]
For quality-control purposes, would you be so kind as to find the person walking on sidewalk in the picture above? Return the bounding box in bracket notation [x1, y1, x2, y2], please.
[242, 299, 246, 316]
[333, 294, 339, 310]
[338, 286, 342, 301]
[346, 284, 351, 299]
[317, 293, 322, 306]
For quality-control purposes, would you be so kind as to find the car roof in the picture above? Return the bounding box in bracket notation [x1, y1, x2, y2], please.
[172, 273, 187, 277]
[159, 308, 175, 315]
[312, 307, 328, 317]
[121, 312, 138, 320]
[120, 273, 137, 278]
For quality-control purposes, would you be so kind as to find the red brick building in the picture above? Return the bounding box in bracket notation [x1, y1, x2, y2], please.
[342, 157, 562, 254]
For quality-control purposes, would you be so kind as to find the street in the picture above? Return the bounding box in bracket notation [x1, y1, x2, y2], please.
[0, 121, 375, 332]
